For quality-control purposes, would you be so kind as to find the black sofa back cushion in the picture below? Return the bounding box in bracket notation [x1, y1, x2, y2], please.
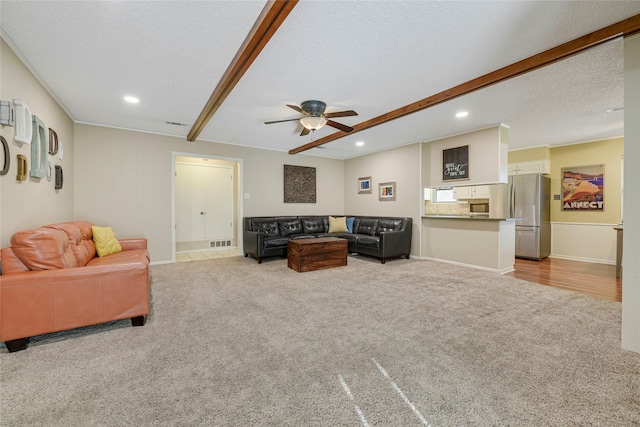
[251, 218, 280, 237]
[301, 217, 327, 234]
[356, 218, 379, 236]
[378, 219, 403, 233]
[278, 218, 303, 237]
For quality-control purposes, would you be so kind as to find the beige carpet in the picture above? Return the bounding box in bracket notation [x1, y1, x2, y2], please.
[1, 255, 639, 426]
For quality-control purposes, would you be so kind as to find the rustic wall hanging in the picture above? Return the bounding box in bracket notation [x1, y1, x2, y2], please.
[1, 136, 9, 176]
[284, 164, 316, 203]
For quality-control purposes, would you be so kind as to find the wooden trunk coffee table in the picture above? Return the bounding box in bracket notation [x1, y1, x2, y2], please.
[287, 237, 348, 272]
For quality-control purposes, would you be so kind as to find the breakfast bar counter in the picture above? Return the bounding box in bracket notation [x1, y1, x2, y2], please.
[422, 215, 516, 273]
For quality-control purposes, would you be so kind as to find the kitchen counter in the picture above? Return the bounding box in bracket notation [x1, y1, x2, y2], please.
[422, 215, 515, 273]
[422, 215, 517, 221]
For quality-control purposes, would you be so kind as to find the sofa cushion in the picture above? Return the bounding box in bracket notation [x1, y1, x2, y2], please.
[357, 235, 380, 248]
[252, 218, 280, 237]
[301, 217, 326, 234]
[346, 217, 355, 233]
[10, 227, 77, 270]
[92, 226, 123, 257]
[355, 218, 379, 236]
[263, 236, 289, 248]
[278, 218, 303, 237]
[378, 219, 403, 233]
[44, 221, 96, 266]
[329, 216, 349, 233]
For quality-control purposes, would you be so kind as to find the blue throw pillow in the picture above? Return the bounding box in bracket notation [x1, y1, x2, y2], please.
[346, 217, 355, 233]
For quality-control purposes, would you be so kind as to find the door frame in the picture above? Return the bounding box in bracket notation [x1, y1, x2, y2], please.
[171, 151, 243, 263]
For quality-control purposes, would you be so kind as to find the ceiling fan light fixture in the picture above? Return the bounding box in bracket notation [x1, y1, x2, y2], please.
[300, 116, 327, 130]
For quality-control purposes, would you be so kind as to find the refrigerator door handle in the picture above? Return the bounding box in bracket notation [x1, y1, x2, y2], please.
[510, 181, 515, 217]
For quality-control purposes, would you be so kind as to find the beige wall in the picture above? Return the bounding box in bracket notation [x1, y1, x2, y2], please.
[0, 39, 75, 247]
[422, 125, 509, 188]
[508, 138, 623, 225]
[508, 146, 550, 164]
[344, 143, 422, 256]
[74, 124, 345, 263]
[550, 138, 623, 224]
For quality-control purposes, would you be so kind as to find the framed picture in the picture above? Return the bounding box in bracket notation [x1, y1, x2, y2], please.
[284, 164, 316, 203]
[562, 164, 604, 210]
[379, 181, 396, 201]
[442, 145, 469, 181]
[358, 176, 372, 194]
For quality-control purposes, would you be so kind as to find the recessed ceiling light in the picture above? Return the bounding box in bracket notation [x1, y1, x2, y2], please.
[124, 96, 139, 104]
[455, 111, 468, 118]
[356, 141, 365, 146]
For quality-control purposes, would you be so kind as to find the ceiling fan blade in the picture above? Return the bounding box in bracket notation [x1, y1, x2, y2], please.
[300, 127, 311, 136]
[326, 120, 353, 133]
[287, 104, 307, 115]
[264, 118, 301, 124]
[324, 110, 358, 118]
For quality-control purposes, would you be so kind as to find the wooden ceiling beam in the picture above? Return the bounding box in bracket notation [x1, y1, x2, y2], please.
[187, 0, 298, 142]
[289, 13, 640, 155]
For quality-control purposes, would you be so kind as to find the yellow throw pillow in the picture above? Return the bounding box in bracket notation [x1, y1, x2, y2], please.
[328, 216, 348, 233]
[92, 226, 123, 257]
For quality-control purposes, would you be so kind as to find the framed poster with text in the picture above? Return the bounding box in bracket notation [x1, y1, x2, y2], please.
[442, 145, 469, 181]
[562, 164, 604, 210]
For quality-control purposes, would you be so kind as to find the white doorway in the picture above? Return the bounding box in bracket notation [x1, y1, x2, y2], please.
[172, 154, 242, 259]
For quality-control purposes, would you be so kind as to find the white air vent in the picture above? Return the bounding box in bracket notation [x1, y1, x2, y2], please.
[209, 240, 233, 248]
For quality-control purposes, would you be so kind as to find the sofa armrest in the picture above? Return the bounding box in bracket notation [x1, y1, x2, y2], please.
[243, 230, 262, 257]
[378, 230, 411, 257]
[118, 238, 147, 251]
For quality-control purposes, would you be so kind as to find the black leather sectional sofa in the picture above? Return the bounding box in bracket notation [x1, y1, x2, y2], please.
[243, 215, 412, 264]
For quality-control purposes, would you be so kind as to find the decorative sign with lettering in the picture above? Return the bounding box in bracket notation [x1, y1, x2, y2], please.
[562, 164, 604, 210]
[442, 145, 469, 181]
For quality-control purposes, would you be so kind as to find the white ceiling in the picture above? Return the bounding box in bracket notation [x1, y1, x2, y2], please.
[1, 1, 639, 160]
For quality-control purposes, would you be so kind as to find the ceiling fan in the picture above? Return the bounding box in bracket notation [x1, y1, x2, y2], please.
[264, 100, 358, 136]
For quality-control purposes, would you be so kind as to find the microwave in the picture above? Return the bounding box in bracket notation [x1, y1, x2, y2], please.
[469, 202, 489, 213]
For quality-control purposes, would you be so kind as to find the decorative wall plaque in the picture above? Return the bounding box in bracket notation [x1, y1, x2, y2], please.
[16, 154, 27, 181]
[30, 115, 48, 178]
[442, 145, 469, 181]
[1, 136, 9, 176]
[284, 164, 316, 203]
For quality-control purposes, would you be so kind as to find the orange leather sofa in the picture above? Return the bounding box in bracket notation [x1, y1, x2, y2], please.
[0, 221, 150, 352]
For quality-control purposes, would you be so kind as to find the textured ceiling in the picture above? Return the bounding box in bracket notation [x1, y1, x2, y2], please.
[1, 1, 639, 159]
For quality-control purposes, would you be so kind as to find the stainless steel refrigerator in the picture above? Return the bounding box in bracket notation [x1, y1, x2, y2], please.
[509, 174, 551, 260]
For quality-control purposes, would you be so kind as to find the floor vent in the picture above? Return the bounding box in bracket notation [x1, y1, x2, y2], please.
[210, 240, 233, 248]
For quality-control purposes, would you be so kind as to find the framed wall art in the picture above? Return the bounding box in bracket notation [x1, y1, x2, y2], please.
[284, 164, 316, 203]
[442, 145, 469, 181]
[358, 176, 372, 194]
[562, 164, 604, 210]
[379, 181, 396, 201]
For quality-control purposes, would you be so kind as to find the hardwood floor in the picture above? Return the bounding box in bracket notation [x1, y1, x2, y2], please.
[506, 257, 622, 302]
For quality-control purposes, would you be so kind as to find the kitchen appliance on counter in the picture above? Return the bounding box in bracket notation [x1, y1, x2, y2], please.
[509, 174, 551, 260]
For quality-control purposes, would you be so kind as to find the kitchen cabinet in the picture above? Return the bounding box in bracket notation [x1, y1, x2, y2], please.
[508, 160, 550, 175]
[453, 185, 490, 200]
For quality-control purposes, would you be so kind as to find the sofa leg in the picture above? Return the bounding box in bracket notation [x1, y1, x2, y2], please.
[405, 254, 410, 259]
[131, 315, 147, 327]
[5, 337, 30, 353]
[257, 258, 262, 264]
[245, 254, 248, 257]
[381, 259, 386, 264]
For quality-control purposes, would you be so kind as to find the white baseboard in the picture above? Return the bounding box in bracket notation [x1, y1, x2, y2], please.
[548, 254, 615, 266]
[422, 256, 515, 274]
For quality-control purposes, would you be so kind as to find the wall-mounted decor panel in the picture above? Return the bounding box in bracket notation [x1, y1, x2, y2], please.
[55, 165, 63, 189]
[16, 154, 27, 181]
[30, 115, 48, 178]
[1, 136, 10, 176]
[284, 164, 316, 203]
[48, 128, 59, 155]
[13, 99, 32, 144]
[0, 100, 15, 126]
